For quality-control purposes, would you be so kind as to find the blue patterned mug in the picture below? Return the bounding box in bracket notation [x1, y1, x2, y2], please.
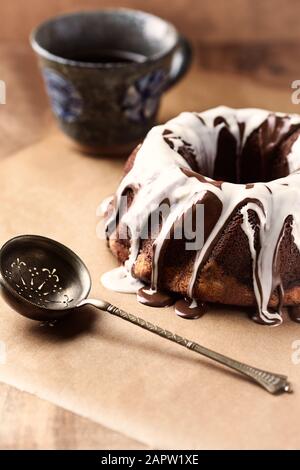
[30, 9, 192, 155]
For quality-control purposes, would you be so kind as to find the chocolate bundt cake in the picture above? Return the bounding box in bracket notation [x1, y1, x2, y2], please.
[102, 106, 300, 326]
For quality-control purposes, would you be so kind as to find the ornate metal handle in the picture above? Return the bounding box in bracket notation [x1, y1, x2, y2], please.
[82, 299, 292, 395]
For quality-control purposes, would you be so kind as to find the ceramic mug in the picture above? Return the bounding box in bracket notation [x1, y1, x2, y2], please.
[30, 9, 192, 155]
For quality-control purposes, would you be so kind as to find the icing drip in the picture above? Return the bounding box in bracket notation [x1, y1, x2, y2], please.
[175, 298, 207, 319]
[250, 310, 282, 326]
[102, 106, 300, 325]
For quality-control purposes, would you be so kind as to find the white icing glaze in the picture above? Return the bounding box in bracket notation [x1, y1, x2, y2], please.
[103, 106, 300, 324]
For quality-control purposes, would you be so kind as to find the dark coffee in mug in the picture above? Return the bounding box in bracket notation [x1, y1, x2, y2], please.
[31, 9, 192, 155]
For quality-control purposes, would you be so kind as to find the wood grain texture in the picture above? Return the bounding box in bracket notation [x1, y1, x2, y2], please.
[0, 383, 149, 450]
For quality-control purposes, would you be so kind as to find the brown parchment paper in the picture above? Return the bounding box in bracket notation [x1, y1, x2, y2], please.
[1, 48, 300, 448]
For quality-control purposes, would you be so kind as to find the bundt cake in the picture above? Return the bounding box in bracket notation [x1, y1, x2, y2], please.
[101, 106, 300, 326]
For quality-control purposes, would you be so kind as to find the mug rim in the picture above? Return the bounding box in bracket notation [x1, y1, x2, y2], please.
[30, 8, 179, 69]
